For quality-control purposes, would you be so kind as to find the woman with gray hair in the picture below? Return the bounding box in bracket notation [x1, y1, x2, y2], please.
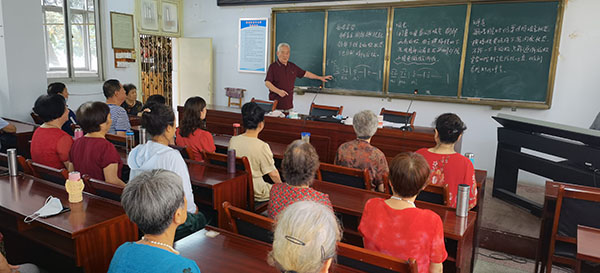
[108, 170, 200, 273]
[335, 110, 389, 192]
[267, 140, 331, 219]
[269, 201, 341, 273]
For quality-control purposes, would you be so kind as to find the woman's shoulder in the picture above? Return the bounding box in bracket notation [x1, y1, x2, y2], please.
[415, 208, 443, 224]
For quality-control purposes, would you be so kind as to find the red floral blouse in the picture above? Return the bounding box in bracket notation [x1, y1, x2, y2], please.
[267, 183, 332, 219]
[334, 139, 389, 189]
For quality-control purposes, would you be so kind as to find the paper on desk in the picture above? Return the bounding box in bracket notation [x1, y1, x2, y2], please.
[382, 121, 406, 128]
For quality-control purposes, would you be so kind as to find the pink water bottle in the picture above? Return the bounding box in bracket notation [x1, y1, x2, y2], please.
[74, 128, 83, 140]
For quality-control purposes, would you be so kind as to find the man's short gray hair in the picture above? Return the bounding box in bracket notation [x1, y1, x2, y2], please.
[121, 169, 185, 235]
[353, 110, 379, 139]
[277, 42, 290, 52]
[282, 140, 320, 187]
[269, 201, 341, 273]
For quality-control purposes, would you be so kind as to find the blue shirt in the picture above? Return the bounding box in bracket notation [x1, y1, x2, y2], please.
[108, 242, 200, 273]
[107, 104, 131, 134]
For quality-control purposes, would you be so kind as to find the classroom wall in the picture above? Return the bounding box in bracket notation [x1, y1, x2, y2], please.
[0, 0, 47, 120]
[183, 0, 600, 184]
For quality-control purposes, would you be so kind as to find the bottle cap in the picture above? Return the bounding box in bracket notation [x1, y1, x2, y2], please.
[69, 171, 81, 181]
[233, 123, 240, 128]
[126, 131, 134, 136]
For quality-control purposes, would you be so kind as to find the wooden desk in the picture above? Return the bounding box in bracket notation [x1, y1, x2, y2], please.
[186, 160, 248, 228]
[176, 227, 363, 273]
[0, 174, 138, 273]
[119, 149, 248, 228]
[577, 225, 600, 264]
[312, 180, 476, 273]
[1, 118, 37, 158]
[179, 105, 449, 163]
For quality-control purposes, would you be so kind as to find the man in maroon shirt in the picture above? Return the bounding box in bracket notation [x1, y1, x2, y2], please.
[265, 43, 332, 110]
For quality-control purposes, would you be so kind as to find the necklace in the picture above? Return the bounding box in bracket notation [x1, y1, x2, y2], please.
[390, 196, 416, 208]
[141, 236, 179, 255]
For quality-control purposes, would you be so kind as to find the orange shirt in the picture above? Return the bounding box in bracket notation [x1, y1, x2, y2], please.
[30, 127, 73, 169]
[175, 128, 216, 161]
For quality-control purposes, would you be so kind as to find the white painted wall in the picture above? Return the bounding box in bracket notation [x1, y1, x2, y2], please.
[0, 0, 47, 120]
[183, 0, 600, 184]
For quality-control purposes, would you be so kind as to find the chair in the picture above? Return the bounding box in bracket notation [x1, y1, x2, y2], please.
[309, 103, 343, 117]
[26, 159, 69, 185]
[82, 174, 124, 201]
[203, 151, 267, 213]
[251, 98, 277, 112]
[317, 162, 372, 191]
[416, 184, 450, 206]
[169, 144, 193, 160]
[226, 87, 246, 108]
[222, 202, 418, 273]
[222, 201, 273, 244]
[337, 242, 418, 273]
[0, 153, 31, 174]
[30, 112, 43, 125]
[380, 108, 416, 126]
[546, 184, 600, 273]
[106, 133, 127, 146]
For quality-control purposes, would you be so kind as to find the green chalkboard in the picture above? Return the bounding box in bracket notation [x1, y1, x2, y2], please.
[275, 11, 325, 87]
[325, 9, 388, 92]
[462, 1, 559, 102]
[272, 0, 562, 108]
[388, 5, 467, 96]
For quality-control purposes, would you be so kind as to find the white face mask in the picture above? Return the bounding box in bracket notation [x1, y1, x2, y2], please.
[24, 196, 65, 223]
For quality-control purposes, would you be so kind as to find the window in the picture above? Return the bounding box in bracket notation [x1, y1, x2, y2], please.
[42, 0, 101, 79]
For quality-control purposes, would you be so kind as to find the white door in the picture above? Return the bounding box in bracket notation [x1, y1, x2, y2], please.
[173, 37, 213, 111]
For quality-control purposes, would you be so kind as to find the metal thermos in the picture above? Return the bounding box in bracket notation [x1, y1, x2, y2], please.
[465, 152, 475, 166]
[227, 149, 236, 173]
[7, 148, 18, 176]
[233, 123, 240, 136]
[301, 132, 311, 143]
[126, 131, 135, 153]
[456, 184, 470, 217]
[139, 128, 147, 145]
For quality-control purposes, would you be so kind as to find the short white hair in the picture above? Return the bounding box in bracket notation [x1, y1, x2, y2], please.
[269, 201, 341, 273]
[277, 42, 290, 52]
[353, 110, 379, 139]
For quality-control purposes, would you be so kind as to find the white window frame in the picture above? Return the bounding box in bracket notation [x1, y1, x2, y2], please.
[42, 0, 103, 81]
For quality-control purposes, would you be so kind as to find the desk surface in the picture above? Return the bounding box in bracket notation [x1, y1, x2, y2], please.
[577, 225, 600, 263]
[312, 180, 475, 240]
[186, 159, 247, 187]
[0, 174, 127, 237]
[2, 118, 37, 134]
[176, 227, 362, 273]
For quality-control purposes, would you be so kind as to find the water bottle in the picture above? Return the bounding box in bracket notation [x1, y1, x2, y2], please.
[7, 148, 18, 177]
[139, 128, 147, 145]
[74, 128, 83, 140]
[465, 152, 475, 166]
[126, 131, 135, 153]
[301, 132, 311, 143]
[233, 123, 240, 136]
[227, 149, 236, 173]
[65, 171, 84, 203]
[456, 184, 470, 217]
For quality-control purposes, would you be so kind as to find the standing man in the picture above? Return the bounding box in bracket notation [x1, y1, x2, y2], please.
[265, 43, 332, 111]
[103, 79, 131, 136]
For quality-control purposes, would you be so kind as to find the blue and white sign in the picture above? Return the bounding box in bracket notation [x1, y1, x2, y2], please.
[238, 18, 268, 73]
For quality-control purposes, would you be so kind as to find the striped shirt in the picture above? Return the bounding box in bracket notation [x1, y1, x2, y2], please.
[107, 104, 131, 134]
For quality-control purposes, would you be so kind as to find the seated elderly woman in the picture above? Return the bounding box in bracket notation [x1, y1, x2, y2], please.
[128, 103, 206, 239]
[416, 113, 477, 209]
[268, 140, 331, 219]
[120, 84, 143, 116]
[335, 110, 389, 192]
[269, 201, 341, 273]
[30, 94, 73, 171]
[359, 152, 446, 273]
[70, 101, 126, 186]
[47, 82, 77, 135]
[108, 170, 200, 273]
[229, 102, 282, 203]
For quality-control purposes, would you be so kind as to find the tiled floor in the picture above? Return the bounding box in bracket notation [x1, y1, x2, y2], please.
[474, 248, 572, 273]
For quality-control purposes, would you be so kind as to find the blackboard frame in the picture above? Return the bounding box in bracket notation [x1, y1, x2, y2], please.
[271, 0, 565, 109]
